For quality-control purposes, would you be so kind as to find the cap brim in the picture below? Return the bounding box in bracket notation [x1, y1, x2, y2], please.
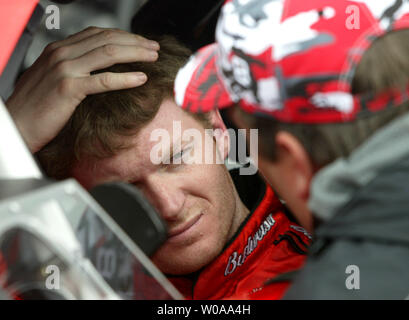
[174, 43, 234, 113]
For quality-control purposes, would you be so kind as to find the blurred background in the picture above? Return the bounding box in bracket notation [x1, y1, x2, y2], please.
[25, 0, 223, 68]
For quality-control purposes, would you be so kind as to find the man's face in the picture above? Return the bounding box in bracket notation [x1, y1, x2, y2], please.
[257, 153, 313, 232]
[72, 99, 243, 275]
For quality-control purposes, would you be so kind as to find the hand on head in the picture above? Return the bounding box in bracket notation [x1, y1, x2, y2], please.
[6, 27, 159, 153]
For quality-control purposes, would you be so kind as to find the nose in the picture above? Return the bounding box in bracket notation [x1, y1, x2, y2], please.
[141, 175, 185, 222]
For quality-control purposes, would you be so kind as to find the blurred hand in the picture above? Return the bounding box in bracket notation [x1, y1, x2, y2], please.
[6, 27, 160, 153]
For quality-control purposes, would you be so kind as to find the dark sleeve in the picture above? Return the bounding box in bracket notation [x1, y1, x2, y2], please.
[283, 239, 409, 299]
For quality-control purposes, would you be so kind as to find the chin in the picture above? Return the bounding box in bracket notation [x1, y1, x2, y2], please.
[152, 256, 205, 275]
[151, 240, 221, 275]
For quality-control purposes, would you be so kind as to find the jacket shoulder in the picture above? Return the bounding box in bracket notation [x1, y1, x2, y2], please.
[283, 238, 409, 299]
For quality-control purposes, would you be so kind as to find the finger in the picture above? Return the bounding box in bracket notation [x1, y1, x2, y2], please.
[80, 31, 160, 51]
[45, 26, 104, 51]
[54, 30, 159, 61]
[36, 27, 104, 68]
[71, 45, 159, 74]
[81, 30, 159, 51]
[78, 72, 148, 95]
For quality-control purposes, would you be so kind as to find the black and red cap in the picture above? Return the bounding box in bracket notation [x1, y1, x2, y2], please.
[175, 0, 409, 124]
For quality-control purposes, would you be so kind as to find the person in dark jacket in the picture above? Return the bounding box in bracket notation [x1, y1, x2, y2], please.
[174, 0, 409, 299]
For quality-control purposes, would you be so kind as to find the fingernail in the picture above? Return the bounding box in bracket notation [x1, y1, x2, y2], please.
[149, 50, 158, 60]
[132, 72, 147, 82]
[147, 41, 160, 50]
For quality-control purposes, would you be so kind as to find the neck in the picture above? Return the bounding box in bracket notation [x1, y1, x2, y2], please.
[228, 173, 250, 240]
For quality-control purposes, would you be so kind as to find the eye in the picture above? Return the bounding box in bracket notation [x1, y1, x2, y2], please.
[172, 150, 184, 163]
[171, 145, 193, 165]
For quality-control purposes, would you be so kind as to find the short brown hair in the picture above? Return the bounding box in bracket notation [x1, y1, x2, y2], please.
[238, 29, 409, 168]
[37, 35, 209, 179]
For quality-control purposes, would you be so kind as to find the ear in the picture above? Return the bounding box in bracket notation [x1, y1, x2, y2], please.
[274, 131, 313, 200]
[208, 110, 230, 161]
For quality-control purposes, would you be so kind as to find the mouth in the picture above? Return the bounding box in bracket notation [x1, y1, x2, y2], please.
[167, 213, 204, 240]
